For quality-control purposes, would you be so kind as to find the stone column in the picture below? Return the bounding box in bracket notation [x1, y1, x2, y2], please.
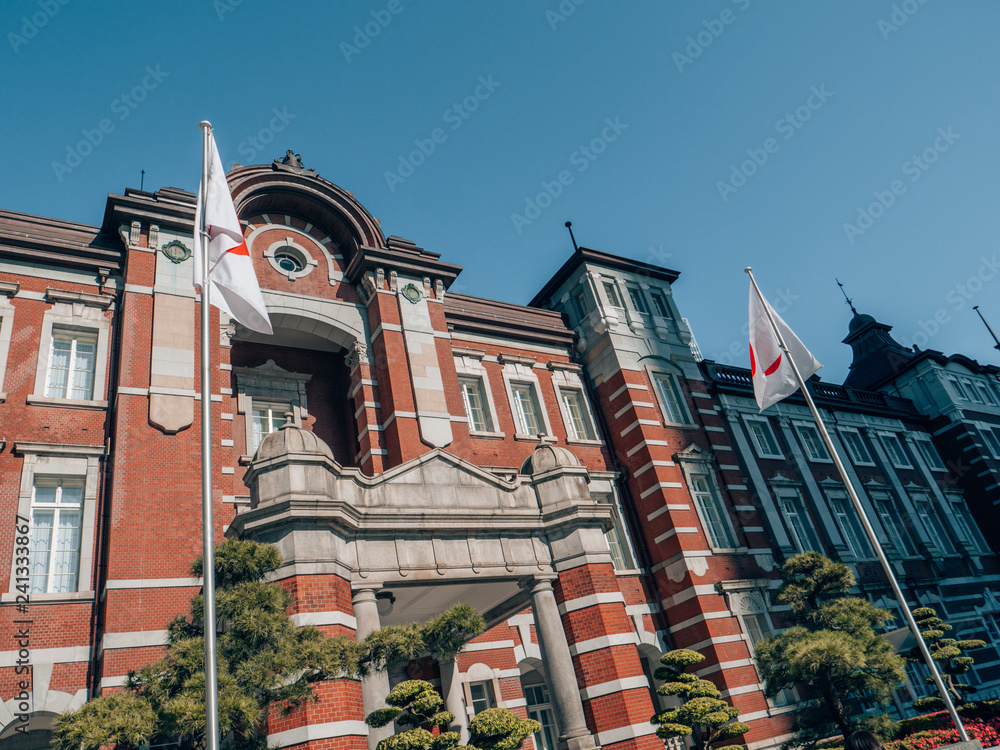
[354, 587, 393, 750]
[526, 576, 599, 750]
[439, 656, 469, 743]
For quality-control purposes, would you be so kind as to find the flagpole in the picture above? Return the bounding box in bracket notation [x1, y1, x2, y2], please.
[745, 267, 968, 741]
[199, 120, 221, 750]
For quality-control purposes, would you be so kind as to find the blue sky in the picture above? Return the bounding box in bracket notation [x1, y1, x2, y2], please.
[4, 1, 1000, 382]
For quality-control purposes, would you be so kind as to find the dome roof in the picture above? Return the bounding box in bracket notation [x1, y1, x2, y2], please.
[848, 312, 876, 333]
[521, 443, 582, 474]
[256, 424, 333, 461]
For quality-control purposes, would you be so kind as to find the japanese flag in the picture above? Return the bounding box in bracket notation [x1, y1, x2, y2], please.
[749, 285, 821, 411]
[193, 133, 273, 334]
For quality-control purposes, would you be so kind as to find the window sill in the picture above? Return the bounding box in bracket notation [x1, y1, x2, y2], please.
[663, 421, 700, 430]
[754, 452, 785, 460]
[611, 568, 643, 577]
[514, 433, 550, 442]
[469, 431, 506, 440]
[3, 590, 95, 604]
[566, 438, 603, 447]
[239, 454, 254, 465]
[27, 395, 108, 410]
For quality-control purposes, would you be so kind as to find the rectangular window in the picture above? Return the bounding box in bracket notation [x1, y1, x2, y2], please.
[602, 280, 623, 308]
[777, 488, 820, 553]
[46, 329, 97, 400]
[468, 681, 496, 715]
[691, 474, 736, 549]
[795, 423, 831, 462]
[975, 382, 997, 406]
[914, 438, 946, 471]
[652, 374, 688, 425]
[251, 401, 290, 451]
[626, 285, 648, 315]
[595, 493, 636, 570]
[525, 684, 558, 750]
[30, 479, 84, 593]
[649, 290, 671, 319]
[742, 611, 795, 707]
[839, 428, 873, 465]
[880, 433, 912, 468]
[560, 388, 595, 441]
[911, 491, 951, 554]
[948, 376, 971, 401]
[980, 426, 1000, 458]
[573, 289, 591, 320]
[871, 490, 914, 556]
[827, 490, 872, 559]
[945, 492, 988, 553]
[511, 382, 543, 436]
[746, 417, 782, 458]
[460, 377, 493, 433]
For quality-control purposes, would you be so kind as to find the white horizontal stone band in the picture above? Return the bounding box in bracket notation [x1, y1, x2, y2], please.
[102, 630, 169, 650]
[268, 720, 369, 746]
[569, 632, 639, 656]
[106, 577, 202, 589]
[596, 721, 657, 746]
[463, 640, 516, 652]
[289, 611, 357, 630]
[0, 645, 90, 668]
[558, 592, 625, 614]
[579, 675, 650, 701]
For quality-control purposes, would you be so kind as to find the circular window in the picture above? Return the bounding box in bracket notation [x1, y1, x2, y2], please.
[275, 249, 304, 273]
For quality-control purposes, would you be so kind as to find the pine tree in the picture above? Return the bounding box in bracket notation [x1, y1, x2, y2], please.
[651, 648, 749, 750]
[753, 552, 906, 742]
[53, 540, 485, 750]
[907, 606, 987, 710]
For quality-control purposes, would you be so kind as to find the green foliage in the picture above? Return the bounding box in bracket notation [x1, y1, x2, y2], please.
[467, 707, 540, 750]
[856, 713, 900, 741]
[754, 553, 906, 743]
[905, 607, 988, 708]
[651, 648, 747, 750]
[55, 540, 486, 750]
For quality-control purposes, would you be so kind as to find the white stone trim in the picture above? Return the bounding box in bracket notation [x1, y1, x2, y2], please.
[558, 592, 625, 614]
[579, 675, 651, 701]
[289, 611, 358, 630]
[0, 644, 90, 668]
[267, 720, 369, 746]
[639, 481, 683, 499]
[102, 629, 169, 650]
[569, 632, 639, 656]
[668, 610, 732, 634]
[463, 639, 516, 652]
[596, 721, 657, 746]
[105, 577, 201, 589]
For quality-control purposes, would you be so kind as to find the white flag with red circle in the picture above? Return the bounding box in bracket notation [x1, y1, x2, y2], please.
[193, 133, 273, 335]
[749, 285, 821, 411]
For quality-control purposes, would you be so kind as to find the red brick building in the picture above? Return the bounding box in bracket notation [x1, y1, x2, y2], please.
[0, 160, 997, 749]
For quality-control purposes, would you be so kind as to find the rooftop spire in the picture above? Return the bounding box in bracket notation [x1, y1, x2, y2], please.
[836, 278, 857, 315]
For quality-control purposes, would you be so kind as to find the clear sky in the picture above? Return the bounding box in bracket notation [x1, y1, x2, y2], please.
[4, 1, 1000, 382]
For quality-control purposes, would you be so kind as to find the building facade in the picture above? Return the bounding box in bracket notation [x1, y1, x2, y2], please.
[0, 160, 998, 749]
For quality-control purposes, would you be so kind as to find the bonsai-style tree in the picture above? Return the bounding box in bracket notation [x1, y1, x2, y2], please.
[651, 648, 749, 750]
[906, 606, 987, 710]
[753, 553, 906, 742]
[53, 540, 485, 750]
[365, 679, 539, 750]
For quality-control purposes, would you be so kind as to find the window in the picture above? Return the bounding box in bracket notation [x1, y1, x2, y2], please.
[839, 427, 873, 465]
[573, 289, 591, 319]
[511, 382, 543, 436]
[594, 491, 636, 570]
[251, 401, 290, 451]
[825, 487, 872, 559]
[46, 329, 97, 400]
[976, 381, 998, 406]
[742, 612, 795, 706]
[746, 417, 782, 458]
[880, 433, 912, 469]
[263, 238, 316, 280]
[871, 489, 914, 556]
[913, 438, 946, 471]
[911, 491, 952, 554]
[948, 376, 971, 401]
[29, 479, 84, 594]
[795, 423, 830, 462]
[460, 377, 493, 433]
[776, 487, 820, 553]
[559, 388, 595, 441]
[626, 285, 648, 315]
[468, 681, 496, 715]
[979, 425, 1000, 458]
[0, 284, 17, 400]
[523, 679, 559, 750]
[649, 290, 671, 319]
[690, 474, 736, 549]
[652, 373, 688, 425]
[945, 492, 988, 553]
[602, 280, 623, 309]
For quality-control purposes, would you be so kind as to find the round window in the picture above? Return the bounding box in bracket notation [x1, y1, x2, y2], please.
[274, 249, 304, 273]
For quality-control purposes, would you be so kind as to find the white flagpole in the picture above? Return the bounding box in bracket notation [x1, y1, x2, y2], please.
[199, 120, 221, 750]
[745, 267, 969, 742]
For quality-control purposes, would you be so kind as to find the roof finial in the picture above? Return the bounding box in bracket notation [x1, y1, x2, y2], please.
[836, 278, 857, 315]
[565, 221, 579, 251]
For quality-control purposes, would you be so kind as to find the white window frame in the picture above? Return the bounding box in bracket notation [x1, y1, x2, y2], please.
[625, 284, 649, 316]
[977, 423, 1000, 459]
[557, 386, 597, 442]
[838, 426, 874, 466]
[794, 422, 831, 463]
[601, 278, 623, 309]
[974, 381, 997, 406]
[689, 473, 738, 550]
[0, 282, 18, 401]
[235, 360, 312, 459]
[728, 590, 797, 711]
[648, 289, 672, 320]
[910, 490, 953, 554]
[5, 442, 103, 603]
[944, 491, 988, 553]
[29, 290, 112, 409]
[913, 436, 946, 471]
[500, 362, 553, 440]
[823, 485, 873, 560]
[591, 479, 639, 572]
[650, 370, 690, 426]
[774, 484, 820, 553]
[879, 432, 912, 469]
[947, 375, 971, 401]
[453, 352, 503, 438]
[461, 663, 502, 721]
[744, 416, 783, 459]
[28, 477, 85, 594]
[46, 328, 99, 400]
[459, 375, 494, 433]
[523, 677, 560, 750]
[870, 488, 914, 557]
